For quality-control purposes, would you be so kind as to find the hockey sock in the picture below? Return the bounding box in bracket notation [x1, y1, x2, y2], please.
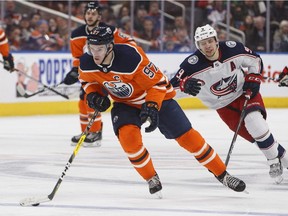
[118, 124, 156, 180]
[176, 128, 226, 176]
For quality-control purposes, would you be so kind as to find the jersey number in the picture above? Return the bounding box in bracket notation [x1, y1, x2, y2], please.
[143, 62, 158, 78]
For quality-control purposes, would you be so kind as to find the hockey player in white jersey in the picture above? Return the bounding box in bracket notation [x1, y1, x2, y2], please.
[170, 24, 288, 184]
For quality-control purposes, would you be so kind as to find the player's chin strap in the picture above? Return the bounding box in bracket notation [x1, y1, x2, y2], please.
[99, 43, 114, 67]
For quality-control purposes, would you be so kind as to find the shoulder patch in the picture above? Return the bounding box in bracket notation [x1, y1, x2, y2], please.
[225, 41, 236, 48]
[187, 55, 198, 65]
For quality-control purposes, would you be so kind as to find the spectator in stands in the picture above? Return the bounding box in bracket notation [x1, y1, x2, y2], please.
[100, 5, 116, 26]
[4, 0, 22, 26]
[133, 6, 148, 34]
[119, 16, 139, 37]
[273, 20, 288, 52]
[173, 27, 192, 52]
[147, 1, 161, 36]
[242, 15, 255, 40]
[24, 19, 64, 51]
[55, 17, 69, 49]
[246, 16, 266, 52]
[207, 0, 227, 27]
[231, 0, 266, 29]
[164, 40, 176, 52]
[48, 18, 59, 34]
[19, 14, 31, 43]
[174, 16, 187, 32]
[162, 25, 178, 52]
[75, 2, 87, 19]
[270, 0, 288, 23]
[116, 3, 130, 28]
[138, 16, 160, 51]
[8, 25, 22, 51]
[242, 0, 266, 17]
[29, 12, 42, 32]
[217, 29, 227, 41]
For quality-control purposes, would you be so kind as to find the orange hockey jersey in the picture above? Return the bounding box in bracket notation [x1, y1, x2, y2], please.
[78, 43, 175, 109]
[70, 22, 135, 68]
[0, 28, 10, 57]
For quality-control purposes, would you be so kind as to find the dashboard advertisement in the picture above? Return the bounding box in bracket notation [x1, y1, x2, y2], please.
[0, 52, 287, 115]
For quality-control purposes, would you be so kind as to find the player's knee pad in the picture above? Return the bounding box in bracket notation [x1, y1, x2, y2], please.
[118, 124, 143, 153]
[176, 128, 205, 153]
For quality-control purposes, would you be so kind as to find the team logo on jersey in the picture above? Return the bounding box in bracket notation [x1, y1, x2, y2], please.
[226, 41, 236, 48]
[187, 55, 198, 64]
[103, 78, 133, 98]
[210, 74, 237, 97]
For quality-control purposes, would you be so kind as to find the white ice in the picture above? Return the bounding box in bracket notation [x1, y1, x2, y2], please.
[0, 109, 288, 216]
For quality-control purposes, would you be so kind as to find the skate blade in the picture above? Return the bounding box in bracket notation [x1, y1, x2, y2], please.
[154, 191, 163, 199]
[83, 141, 101, 147]
[274, 175, 284, 184]
[243, 189, 249, 194]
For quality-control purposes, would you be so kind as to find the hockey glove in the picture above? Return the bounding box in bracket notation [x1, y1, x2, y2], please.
[86, 92, 111, 112]
[3, 53, 14, 72]
[278, 66, 288, 87]
[180, 76, 201, 96]
[63, 67, 79, 85]
[243, 73, 261, 98]
[139, 101, 159, 133]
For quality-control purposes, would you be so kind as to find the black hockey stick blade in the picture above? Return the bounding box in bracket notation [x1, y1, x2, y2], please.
[16, 81, 69, 99]
[16, 83, 45, 98]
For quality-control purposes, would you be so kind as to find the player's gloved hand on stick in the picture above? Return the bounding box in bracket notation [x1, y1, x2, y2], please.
[63, 67, 79, 85]
[139, 101, 159, 133]
[87, 92, 111, 112]
[180, 76, 201, 96]
[278, 66, 288, 87]
[242, 73, 261, 98]
[3, 53, 14, 72]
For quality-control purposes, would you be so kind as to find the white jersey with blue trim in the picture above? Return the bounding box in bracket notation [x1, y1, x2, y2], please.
[171, 41, 263, 109]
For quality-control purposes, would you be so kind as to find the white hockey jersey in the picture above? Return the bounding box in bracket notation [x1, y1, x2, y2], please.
[170, 41, 263, 109]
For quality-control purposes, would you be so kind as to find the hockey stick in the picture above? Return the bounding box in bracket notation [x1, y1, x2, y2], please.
[262, 76, 278, 82]
[19, 110, 99, 207]
[225, 91, 252, 166]
[16, 81, 64, 98]
[262, 76, 288, 87]
[0, 60, 69, 99]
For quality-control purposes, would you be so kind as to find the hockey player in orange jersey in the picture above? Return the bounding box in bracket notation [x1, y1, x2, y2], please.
[78, 26, 246, 196]
[62, 1, 135, 147]
[0, 28, 14, 72]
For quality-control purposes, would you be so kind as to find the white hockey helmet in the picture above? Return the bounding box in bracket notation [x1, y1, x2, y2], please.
[194, 24, 218, 49]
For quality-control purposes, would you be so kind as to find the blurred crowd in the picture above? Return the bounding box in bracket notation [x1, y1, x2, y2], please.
[1, 0, 288, 53]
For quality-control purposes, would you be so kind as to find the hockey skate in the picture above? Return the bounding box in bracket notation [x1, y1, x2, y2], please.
[147, 174, 162, 199]
[71, 131, 102, 147]
[268, 157, 283, 184]
[216, 171, 246, 192]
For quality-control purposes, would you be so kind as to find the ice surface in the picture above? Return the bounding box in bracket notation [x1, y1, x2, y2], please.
[0, 109, 287, 216]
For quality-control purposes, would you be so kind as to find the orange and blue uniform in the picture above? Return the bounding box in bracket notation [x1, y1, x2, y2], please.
[79, 42, 227, 181]
[70, 22, 134, 133]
